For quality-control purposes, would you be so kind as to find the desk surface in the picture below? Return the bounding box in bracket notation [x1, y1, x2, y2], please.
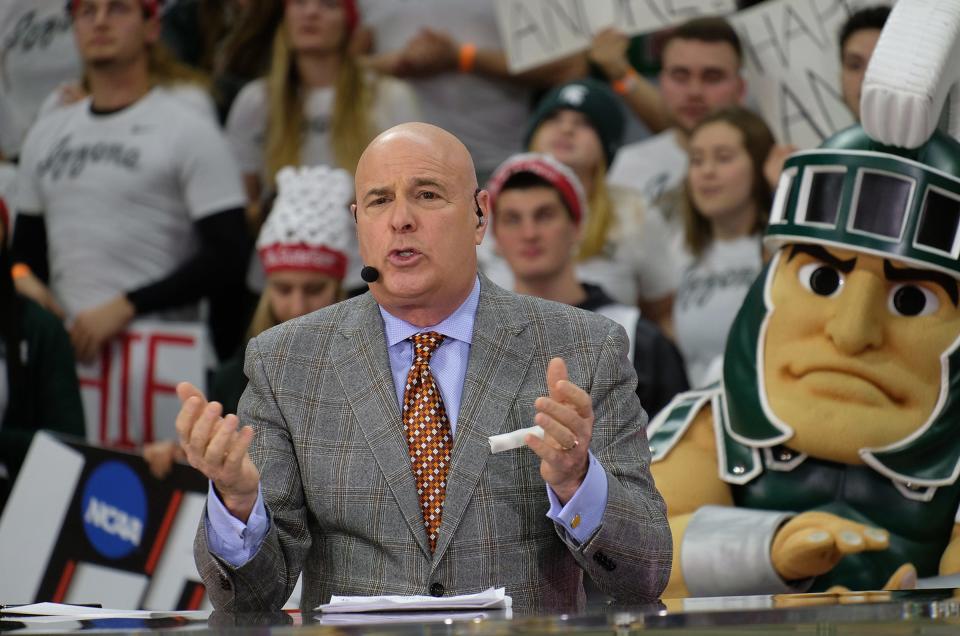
[2, 589, 959, 634]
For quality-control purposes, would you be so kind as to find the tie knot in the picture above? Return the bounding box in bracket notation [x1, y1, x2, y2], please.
[409, 331, 445, 363]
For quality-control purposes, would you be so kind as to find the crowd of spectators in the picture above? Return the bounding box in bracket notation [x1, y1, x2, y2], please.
[0, 0, 891, 510]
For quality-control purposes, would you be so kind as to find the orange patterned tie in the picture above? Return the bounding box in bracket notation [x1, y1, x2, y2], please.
[403, 332, 452, 552]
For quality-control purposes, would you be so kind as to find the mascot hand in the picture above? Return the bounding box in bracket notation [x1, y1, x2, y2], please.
[772, 511, 889, 581]
[882, 563, 917, 590]
[825, 564, 918, 594]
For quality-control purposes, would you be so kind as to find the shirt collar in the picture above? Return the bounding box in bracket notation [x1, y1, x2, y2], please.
[380, 276, 481, 347]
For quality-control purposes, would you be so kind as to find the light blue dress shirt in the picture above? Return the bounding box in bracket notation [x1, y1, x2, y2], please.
[206, 277, 608, 565]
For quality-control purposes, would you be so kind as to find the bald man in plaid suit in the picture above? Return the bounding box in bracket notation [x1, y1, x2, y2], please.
[176, 123, 671, 613]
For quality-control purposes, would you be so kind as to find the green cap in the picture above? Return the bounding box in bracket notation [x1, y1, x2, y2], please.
[765, 126, 960, 280]
[523, 78, 625, 167]
[723, 124, 960, 490]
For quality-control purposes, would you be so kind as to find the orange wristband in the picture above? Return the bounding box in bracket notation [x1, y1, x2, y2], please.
[611, 67, 639, 96]
[458, 42, 477, 73]
[11, 263, 31, 279]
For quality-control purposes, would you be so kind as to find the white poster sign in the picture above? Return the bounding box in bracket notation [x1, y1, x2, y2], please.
[496, 0, 737, 73]
[730, 0, 884, 148]
[77, 320, 207, 449]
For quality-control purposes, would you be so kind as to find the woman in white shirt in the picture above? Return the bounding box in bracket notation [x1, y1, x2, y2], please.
[672, 106, 775, 387]
[226, 0, 419, 224]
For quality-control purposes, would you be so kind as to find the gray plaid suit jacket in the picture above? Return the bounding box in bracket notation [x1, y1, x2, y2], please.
[195, 276, 671, 613]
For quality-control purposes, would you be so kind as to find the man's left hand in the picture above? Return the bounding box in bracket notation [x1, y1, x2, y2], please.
[70, 295, 135, 363]
[527, 357, 593, 505]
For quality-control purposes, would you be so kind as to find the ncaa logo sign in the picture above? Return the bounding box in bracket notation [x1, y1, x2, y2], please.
[81, 461, 147, 559]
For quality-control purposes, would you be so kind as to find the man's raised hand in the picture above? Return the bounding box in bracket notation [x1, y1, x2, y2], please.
[175, 382, 260, 521]
[526, 357, 594, 504]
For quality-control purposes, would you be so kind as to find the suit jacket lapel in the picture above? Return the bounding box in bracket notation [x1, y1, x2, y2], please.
[332, 294, 432, 558]
[432, 277, 534, 563]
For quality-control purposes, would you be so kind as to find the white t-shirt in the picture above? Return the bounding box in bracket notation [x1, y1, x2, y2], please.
[672, 234, 763, 388]
[357, 0, 531, 176]
[16, 88, 247, 318]
[608, 129, 688, 206]
[37, 83, 219, 125]
[0, 0, 82, 158]
[0, 161, 17, 212]
[480, 185, 682, 305]
[225, 74, 419, 176]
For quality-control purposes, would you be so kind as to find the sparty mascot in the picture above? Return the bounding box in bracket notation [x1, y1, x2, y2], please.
[649, 0, 960, 596]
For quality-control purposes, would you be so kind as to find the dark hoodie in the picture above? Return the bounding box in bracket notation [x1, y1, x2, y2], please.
[0, 199, 85, 510]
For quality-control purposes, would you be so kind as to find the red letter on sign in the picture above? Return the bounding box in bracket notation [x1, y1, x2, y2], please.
[117, 332, 142, 449]
[79, 347, 112, 445]
[143, 334, 195, 443]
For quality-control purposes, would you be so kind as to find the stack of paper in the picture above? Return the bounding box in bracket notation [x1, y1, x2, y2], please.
[0, 602, 209, 621]
[315, 586, 512, 613]
[316, 611, 502, 626]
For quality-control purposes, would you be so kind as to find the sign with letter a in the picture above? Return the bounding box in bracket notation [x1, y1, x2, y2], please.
[730, 0, 890, 148]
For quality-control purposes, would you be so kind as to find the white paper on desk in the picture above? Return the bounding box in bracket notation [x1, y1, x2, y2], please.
[315, 586, 512, 613]
[0, 602, 210, 621]
[316, 610, 508, 625]
[488, 425, 544, 453]
[0, 618, 86, 634]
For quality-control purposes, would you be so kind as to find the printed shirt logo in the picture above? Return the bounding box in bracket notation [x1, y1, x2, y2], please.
[81, 460, 147, 560]
[5, 10, 72, 54]
[307, 116, 331, 135]
[37, 135, 141, 181]
[677, 267, 759, 310]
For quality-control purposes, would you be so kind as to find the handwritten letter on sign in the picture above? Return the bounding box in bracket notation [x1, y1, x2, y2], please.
[77, 320, 208, 449]
[496, 0, 736, 73]
[730, 0, 884, 148]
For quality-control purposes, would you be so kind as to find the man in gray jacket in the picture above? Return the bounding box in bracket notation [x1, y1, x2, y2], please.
[175, 123, 671, 613]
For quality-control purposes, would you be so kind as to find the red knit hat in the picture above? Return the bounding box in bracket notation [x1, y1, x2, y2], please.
[257, 166, 355, 279]
[341, 0, 359, 34]
[284, 0, 359, 34]
[68, 0, 162, 18]
[487, 153, 587, 225]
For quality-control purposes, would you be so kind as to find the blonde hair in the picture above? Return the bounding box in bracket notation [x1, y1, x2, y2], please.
[246, 292, 280, 340]
[147, 42, 211, 89]
[578, 162, 615, 261]
[264, 24, 374, 183]
[246, 278, 346, 339]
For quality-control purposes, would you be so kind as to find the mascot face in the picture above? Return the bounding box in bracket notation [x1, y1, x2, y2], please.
[725, 127, 960, 483]
[763, 244, 960, 464]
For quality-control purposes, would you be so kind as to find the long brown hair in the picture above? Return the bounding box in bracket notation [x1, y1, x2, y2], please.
[683, 106, 774, 258]
[218, 0, 284, 79]
[264, 11, 373, 182]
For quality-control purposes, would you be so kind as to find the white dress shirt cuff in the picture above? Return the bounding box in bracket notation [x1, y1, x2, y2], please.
[204, 481, 269, 567]
[545, 452, 608, 544]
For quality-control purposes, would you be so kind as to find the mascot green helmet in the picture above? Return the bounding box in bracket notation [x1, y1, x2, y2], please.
[724, 125, 960, 492]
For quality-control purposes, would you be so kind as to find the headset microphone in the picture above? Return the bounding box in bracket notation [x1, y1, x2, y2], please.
[360, 265, 380, 283]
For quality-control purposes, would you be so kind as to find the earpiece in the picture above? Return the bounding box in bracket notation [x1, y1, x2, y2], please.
[474, 188, 485, 227]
